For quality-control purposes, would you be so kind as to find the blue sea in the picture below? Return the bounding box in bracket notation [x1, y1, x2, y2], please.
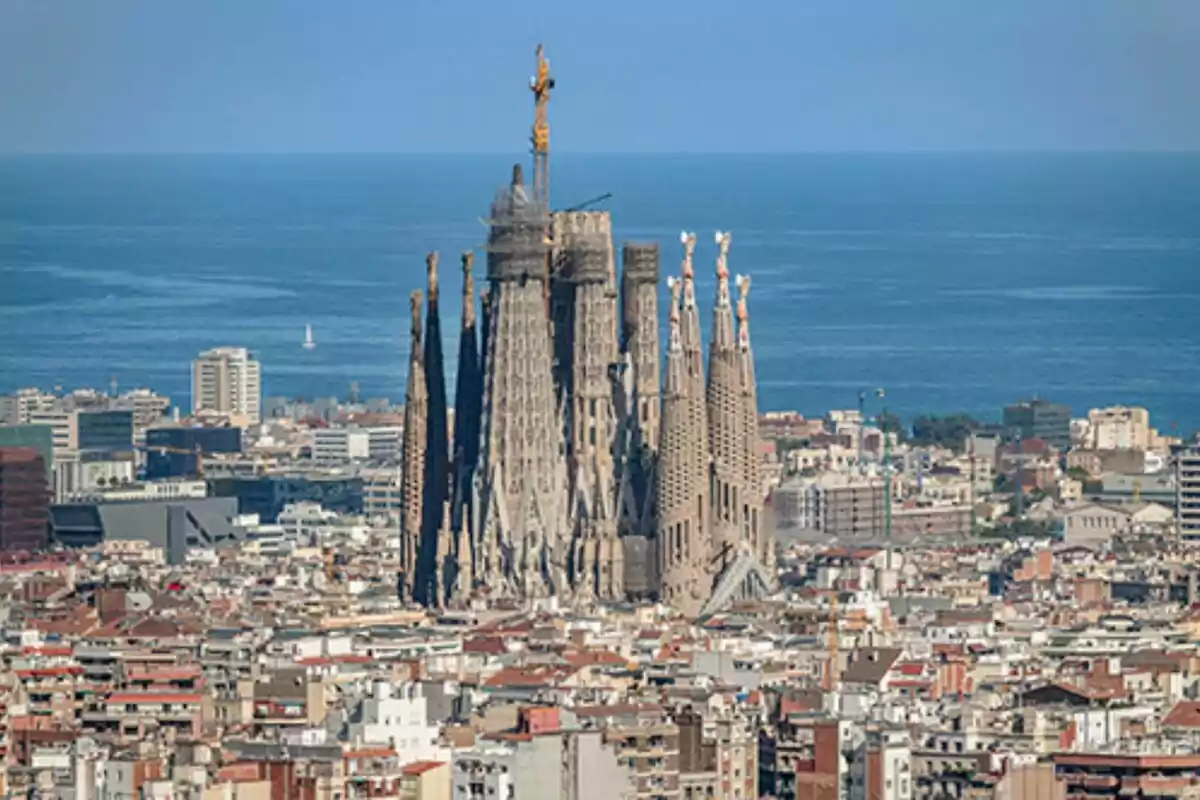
[2, 153, 1198, 430]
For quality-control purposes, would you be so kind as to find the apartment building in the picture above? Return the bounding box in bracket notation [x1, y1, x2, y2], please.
[191, 347, 261, 426]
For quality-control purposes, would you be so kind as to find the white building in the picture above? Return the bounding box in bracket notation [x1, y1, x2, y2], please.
[1087, 406, 1152, 451]
[312, 427, 370, 463]
[312, 425, 401, 464]
[347, 682, 449, 765]
[0, 388, 58, 425]
[277, 502, 338, 545]
[191, 347, 261, 426]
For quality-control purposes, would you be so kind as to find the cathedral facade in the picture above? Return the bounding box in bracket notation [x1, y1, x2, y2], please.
[397, 165, 774, 616]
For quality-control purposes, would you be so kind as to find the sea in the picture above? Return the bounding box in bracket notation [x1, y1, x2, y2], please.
[2, 153, 1199, 430]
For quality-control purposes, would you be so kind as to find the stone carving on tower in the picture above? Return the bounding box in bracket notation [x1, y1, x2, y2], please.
[475, 165, 571, 599]
[398, 290, 427, 601]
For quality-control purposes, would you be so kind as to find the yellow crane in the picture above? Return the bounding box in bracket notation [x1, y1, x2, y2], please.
[141, 444, 209, 478]
[530, 43, 554, 208]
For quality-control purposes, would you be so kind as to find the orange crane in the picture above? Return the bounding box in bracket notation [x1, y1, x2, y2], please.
[530, 43, 554, 208]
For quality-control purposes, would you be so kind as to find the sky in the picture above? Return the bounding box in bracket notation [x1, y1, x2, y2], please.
[2, 0, 1199, 153]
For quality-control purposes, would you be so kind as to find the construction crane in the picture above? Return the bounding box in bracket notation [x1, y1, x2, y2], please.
[139, 444, 209, 478]
[563, 192, 612, 213]
[530, 43, 554, 208]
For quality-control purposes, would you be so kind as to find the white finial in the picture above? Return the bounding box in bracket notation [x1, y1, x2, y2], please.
[679, 231, 689, 244]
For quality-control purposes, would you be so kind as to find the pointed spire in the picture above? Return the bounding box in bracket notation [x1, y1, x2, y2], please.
[451, 249, 483, 580]
[736, 275, 753, 353]
[679, 231, 698, 310]
[399, 289, 428, 601]
[664, 277, 683, 395]
[461, 251, 475, 328]
[711, 231, 735, 349]
[415, 251, 451, 608]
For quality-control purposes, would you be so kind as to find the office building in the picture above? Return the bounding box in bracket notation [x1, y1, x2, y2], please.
[0, 424, 54, 480]
[1003, 398, 1071, 451]
[50, 496, 238, 563]
[0, 448, 51, 551]
[145, 426, 242, 479]
[191, 347, 262, 425]
[24, 409, 133, 462]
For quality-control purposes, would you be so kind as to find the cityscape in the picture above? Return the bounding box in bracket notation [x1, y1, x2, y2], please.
[4, 10, 1200, 800]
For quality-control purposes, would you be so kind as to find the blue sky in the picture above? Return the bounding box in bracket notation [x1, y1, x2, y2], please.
[2, 0, 1198, 153]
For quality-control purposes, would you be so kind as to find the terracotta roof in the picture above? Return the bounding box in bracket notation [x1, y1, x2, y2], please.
[1163, 701, 1200, 729]
[402, 760, 446, 776]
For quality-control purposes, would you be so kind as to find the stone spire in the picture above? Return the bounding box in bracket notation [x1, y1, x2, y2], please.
[655, 234, 711, 618]
[414, 252, 451, 608]
[450, 250, 482, 596]
[398, 290, 427, 601]
[706, 232, 746, 568]
[737, 273, 771, 572]
[475, 165, 570, 599]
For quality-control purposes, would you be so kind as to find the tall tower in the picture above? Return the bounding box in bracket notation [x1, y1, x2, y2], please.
[554, 211, 621, 601]
[450, 251, 482, 588]
[706, 232, 745, 569]
[414, 253, 451, 608]
[737, 274, 771, 571]
[476, 165, 570, 599]
[616, 242, 661, 598]
[620, 242, 662, 470]
[398, 291, 427, 601]
[656, 235, 711, 617]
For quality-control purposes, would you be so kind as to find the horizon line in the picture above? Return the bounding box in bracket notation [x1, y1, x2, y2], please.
[3, 148, 1199, 158]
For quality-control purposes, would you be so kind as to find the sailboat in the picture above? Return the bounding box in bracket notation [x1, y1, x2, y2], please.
[302, 324, 316, 350]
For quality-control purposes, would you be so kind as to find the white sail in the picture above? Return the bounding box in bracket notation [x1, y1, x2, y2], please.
[302, 324, 316, 350]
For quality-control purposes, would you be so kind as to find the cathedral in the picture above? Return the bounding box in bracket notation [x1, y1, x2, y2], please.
[397, 49, 774, 617]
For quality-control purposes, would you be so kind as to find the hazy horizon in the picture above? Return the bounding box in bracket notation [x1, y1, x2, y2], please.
[3, 1, 1199, 154]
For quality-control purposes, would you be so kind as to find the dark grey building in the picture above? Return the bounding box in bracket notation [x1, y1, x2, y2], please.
[1003, 398, 1071, 451]
[51, 496, 238, 563]
[78, 410, 134, 456]
[145, 426, 242, 479]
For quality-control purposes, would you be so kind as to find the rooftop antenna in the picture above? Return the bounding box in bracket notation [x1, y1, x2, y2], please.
[109, 375, 118, 397]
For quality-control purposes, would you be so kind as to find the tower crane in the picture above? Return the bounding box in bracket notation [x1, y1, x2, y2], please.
[530, 43, 554, 208]
[139, 444, 210, 478]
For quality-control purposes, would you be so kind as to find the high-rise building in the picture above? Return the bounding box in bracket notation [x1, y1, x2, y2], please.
[1003, 398, 1071, 451]
[1175, 443, 1200, 540]
[0, 447, 51, 552]
[191, 347, 261, 425]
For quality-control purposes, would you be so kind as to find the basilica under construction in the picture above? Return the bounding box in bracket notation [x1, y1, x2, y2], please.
[397, 47, 774, 617]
